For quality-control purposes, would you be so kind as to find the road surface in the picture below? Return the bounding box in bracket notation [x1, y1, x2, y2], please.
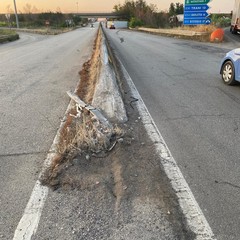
[104, 28, 240, 240]
[1, 25, 240, 239]
[0, 27, 97, 239]
[224, 27, 240, 47]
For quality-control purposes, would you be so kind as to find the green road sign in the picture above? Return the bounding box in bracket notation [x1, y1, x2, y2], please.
[185, 0, 210, 4]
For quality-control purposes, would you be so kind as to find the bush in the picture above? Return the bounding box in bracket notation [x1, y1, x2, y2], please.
[0, 21, 7, 27]
[211, 14, 231, 27]
[129, 17, 144, 28]
[216, 17, 231, 27]
[0, 29, 19, 43]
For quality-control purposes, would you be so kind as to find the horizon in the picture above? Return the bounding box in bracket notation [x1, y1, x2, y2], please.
[0, 0, 235, 14]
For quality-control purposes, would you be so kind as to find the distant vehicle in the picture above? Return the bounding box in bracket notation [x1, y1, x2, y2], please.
[109, 25, 115, 29]
[230, 0, 240, 34]
[220, 48, 240, 85]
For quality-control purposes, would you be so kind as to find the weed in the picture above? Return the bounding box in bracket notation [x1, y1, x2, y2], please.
[179, 25, 217, 33]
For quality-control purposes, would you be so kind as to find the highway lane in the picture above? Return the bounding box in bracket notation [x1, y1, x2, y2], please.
[224, 27, 240, 47]
[0, 27, 97, 239]
[104, 28, 240, 240]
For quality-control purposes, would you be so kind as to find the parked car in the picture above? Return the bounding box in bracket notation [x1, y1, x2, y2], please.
[220, 48, 240, 85]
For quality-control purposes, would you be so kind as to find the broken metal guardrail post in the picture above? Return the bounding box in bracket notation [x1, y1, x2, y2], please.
[67, 90, 113, 130]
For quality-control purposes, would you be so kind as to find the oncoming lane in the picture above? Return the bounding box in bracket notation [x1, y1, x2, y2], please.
[0, 27, 97, 239]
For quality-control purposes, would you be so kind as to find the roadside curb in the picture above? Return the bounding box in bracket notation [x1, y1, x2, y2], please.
[133, 27, 211, 42]
[138, 27, 209, 36]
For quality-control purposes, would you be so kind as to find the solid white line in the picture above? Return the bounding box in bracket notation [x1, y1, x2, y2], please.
[13, 181, 48, 240]
[13, 108, 73, 240]
[118, 57, 216, 240]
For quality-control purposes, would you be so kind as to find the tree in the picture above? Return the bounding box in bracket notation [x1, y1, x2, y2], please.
[72, 15, 82, 25]
[113, 1, 136, 20]
[129, 17, 143, 28]
[153, 11, 169, 28]
[113, 0, 178, 28]
[113, 0, 157, 27]
[175, 2, 184, 15]
[169, 3, 175, 16]
[169, 2, 184, 16]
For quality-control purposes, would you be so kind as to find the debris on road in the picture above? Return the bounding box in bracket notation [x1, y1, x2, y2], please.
[37, 25, 200, 240]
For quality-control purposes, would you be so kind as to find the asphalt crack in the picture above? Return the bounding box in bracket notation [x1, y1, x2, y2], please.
[0, 151, 48, 158]
[165, 113, 225, 121]
[215, 180, 240, 190]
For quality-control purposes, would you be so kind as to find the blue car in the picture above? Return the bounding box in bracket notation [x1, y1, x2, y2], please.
[220, 48, 240, 85]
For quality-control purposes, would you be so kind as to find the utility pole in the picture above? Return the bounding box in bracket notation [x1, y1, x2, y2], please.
[76, 2, 79, 13]
[13, 0, 19, 28]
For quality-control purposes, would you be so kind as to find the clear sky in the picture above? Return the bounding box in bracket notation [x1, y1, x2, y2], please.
[0, 0, 235, 14]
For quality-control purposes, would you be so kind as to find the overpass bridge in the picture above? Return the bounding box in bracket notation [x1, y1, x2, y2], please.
[73, 12, 125, 19]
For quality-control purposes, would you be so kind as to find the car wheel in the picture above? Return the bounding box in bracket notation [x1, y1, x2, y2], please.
[221, 61, 236, 85]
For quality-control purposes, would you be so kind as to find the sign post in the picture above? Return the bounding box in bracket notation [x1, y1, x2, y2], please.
[184, 0, 211, 25]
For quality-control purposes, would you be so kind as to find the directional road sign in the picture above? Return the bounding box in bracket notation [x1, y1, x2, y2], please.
[184, 11, 209, 18]
[184, 0, 211, 25]
[184, 4, 209, 12]
[185, 0, 210, 4]
[183, 18, 211, 25]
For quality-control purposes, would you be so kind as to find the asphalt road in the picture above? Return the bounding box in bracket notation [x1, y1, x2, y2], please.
[0, 27, 97, 239]
[104, 28, 240, 240]
[224, 27, 240, 46]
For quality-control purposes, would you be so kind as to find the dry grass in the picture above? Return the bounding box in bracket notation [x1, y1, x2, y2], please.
[54, 30, 104, 158]
[179, 25, 217, 33]
[72, 110, 112, 153]
[55, 107, 77, 155]
[42, 107, 125, 188]
[76, 30, 102, 103]
[113, 125, 124, 136]
[170, 25, 217, 42]
[0, 29, 16, 35]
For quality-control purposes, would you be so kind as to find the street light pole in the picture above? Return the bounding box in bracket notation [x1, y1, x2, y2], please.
[13, 0, 19, 28]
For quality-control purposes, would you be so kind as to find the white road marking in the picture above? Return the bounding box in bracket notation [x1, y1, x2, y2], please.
[13, 109, 73, 240]
[13, 181, 48, 240]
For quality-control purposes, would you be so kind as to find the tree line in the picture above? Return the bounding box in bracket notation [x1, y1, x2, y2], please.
[0, 1, 183, 28]
[0, 12, 84, 28]
[113, 1, 184, 28]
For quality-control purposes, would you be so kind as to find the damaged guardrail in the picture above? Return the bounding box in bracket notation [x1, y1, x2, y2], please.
[67, 90, 113, 130]
[40, 25, 126, 188]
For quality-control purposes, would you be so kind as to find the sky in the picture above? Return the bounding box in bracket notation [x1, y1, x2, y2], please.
[0, 0, 235, 14]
